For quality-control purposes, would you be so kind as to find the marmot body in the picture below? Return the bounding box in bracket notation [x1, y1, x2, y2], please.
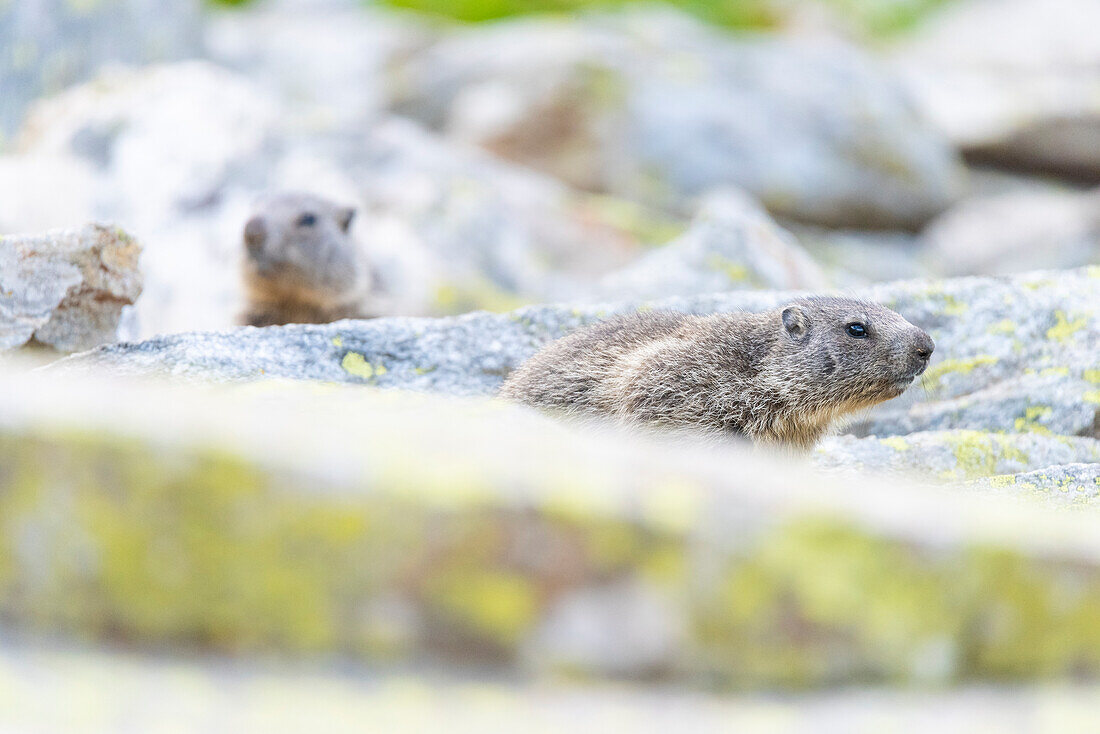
[241, 192, 373, 327]
[500, 297, 934, 450]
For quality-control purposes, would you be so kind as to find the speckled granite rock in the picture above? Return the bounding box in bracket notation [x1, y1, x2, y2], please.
[392, 8, 962, 228]
[0, 224, 142, 352]
[970, 463, 1100, 506]
[2, 369, 1100, 686]
[817, 431, 1100, 482]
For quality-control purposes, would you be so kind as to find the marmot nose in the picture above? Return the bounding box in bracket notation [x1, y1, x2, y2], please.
[911, 330, 934, 370]
[243, 217, 267, 255]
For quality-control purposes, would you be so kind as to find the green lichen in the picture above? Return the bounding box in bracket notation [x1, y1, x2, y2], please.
[433, 279, 529, 315]
[1083, 370, 1100, 385]
[705, 253, 753, 285]
[1014, 406, 1052, 434]
[1085, 390, 1100, 405]
[341, 352, 387, 381]
[942, 431, 1030, 480]
[986, 320, 1016, 336]
[922, 355, 998, 391]
[1046, 311, 1087, 344]
[879, 437, 910, 452]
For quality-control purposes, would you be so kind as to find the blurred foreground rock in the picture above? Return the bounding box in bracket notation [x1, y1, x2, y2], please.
[0, 224, 142, 352]
[2, 644, 1099, 734]
[897, 0, 1100, 178]
[1, 371, 1099, 687]
[393, 8, 963, 228]
[0, 0, 202, 136]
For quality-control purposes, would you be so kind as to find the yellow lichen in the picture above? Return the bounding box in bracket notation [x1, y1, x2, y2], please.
[880, 437, 910, 452]
[341, 352, 378, 380]
[1046, 311, 1087, 344]
[986, 320, 1016, 336]
[922, 355, 998, 390]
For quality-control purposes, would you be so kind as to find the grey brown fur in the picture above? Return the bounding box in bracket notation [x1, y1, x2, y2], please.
[500, 298, 934, 450]
[241, 192, 374, 327]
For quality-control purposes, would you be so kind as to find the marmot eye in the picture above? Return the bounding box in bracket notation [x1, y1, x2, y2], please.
[846, 323, 868, 339]
[296, 213, 317, 227]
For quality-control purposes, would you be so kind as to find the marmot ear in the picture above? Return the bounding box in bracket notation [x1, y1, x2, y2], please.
[781, 305, 808, 339]
[337, 206, 356, 233]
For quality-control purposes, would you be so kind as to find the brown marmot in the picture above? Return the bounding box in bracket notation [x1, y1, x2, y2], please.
[499, 297, 934, 450]
[241, 192, 374, 327]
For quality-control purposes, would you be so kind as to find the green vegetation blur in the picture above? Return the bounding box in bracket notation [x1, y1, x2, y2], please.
[205, 0, 956, 37]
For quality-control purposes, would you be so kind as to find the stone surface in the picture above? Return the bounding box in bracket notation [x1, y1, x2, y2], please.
[2, 369, 1100, 687]
[392, 8, 963, 228]
[595, 188, 829, 300]
[971, 463, 1100, 506]
[0, 224, 142, 352]
[921, 187, 1100, 276]
[817, 431, 1100, 482]
[0, 0, 203, 137]
[895, 0, 1100, 178]
[58, 269, 1100, 444]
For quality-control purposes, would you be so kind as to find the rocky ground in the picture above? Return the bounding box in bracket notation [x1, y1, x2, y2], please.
[2, 0, 1100, 723]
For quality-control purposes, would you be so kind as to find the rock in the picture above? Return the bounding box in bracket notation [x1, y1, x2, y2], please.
[57, 269, 1100, 446]
[970, 463, 1100, 506]
[343, 118, 682, 316]
[0, 224, 142, 352]
[205, 1, 433, 132]
[14, 61, 279, 231]
[817, 431, 1100, 481]
[921, 187, 1100, 276]
[391, 8, 963, 229]
[595, 189, 829, 301]
[895, 0, 1100, 178]
[2, 368, 1100, 686]
[0, 0, 202, 136]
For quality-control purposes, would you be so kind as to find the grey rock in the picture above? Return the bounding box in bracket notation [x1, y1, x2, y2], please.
[921, 187, 1100, 276]
[56, 269, 1100, 445]
[0, 0, 202, 137]
[596, 188, 829, 301]
[895, 0, 1100, 178]
[969, 463, 1100, 506]
[0, 223, 143, 352]
[392, 8, 963, 229]
[817, 431, 1100, 481]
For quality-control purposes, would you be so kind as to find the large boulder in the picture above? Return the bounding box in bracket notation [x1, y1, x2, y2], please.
[1, 368, 1100, 687]
[0, 0, 202, 137]
[391, 8, 963, 229]
[0, 223, 142, 352]
[895, 0, 1100, 178]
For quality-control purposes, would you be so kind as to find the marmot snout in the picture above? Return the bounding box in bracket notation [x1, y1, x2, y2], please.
[241, 192, 373, 327]
[499, 297, 933, 450]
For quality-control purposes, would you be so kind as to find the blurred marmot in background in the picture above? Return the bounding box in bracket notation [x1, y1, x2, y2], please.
[241, 192, 375, 327]
[500, 297, 933, 450]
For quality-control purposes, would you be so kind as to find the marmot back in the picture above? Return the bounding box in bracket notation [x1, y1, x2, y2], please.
[499, 298, 934, 450]
[240, 192, 374, 327]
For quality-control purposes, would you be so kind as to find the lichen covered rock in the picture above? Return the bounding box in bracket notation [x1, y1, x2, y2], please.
[0, 224, 142, 352]
[1, 371, 1100, 687]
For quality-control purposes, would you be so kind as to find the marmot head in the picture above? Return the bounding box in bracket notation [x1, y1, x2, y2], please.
[776, 296, 934, 411]
[242, 192, 362, 308]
